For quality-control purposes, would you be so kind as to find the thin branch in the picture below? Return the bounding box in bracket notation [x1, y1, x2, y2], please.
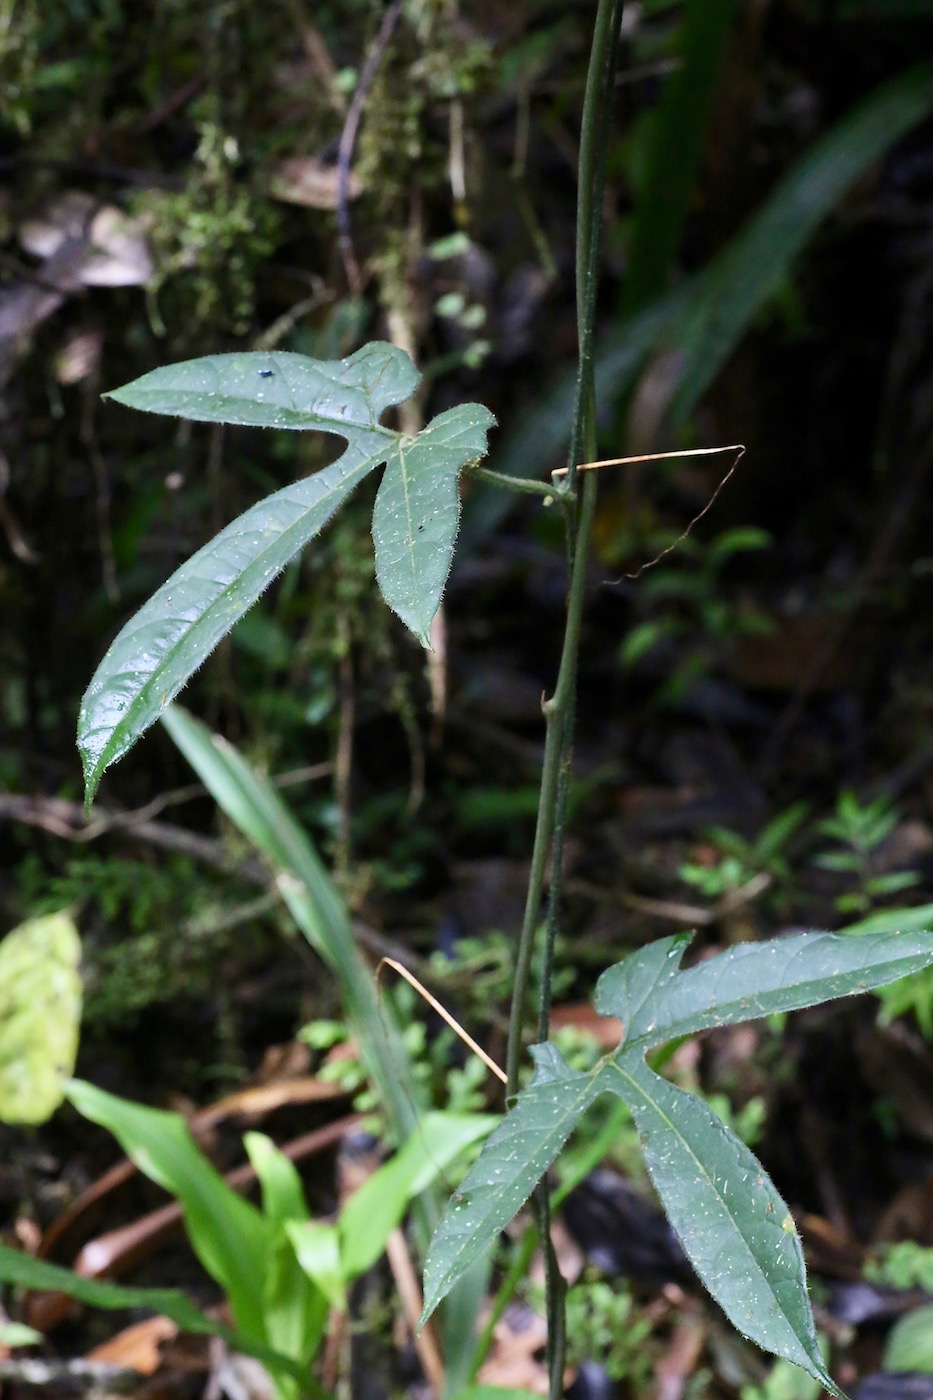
[337, 0, 405, 293]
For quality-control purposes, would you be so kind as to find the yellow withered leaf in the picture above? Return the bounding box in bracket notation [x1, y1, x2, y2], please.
[0, 912, 82, 1124]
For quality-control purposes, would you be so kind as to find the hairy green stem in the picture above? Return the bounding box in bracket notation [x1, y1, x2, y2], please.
[503, 5, 624, 1398]
[505, 0, 622, 1090]
[504, 478, 598, 1095]
[467, 463, 571, 503]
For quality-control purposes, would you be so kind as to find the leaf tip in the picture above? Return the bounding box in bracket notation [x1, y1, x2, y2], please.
[79, 751, 101, 814]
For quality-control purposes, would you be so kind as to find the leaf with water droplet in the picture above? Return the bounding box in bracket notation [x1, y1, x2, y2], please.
[103, 344, 417, 430]
[420, 1044, 608, 1324]
[595, 929, 933, 1050]
[373, 405, 495, 645]
[80, 345, 493, 802]
[605, 1056, 843, 1395]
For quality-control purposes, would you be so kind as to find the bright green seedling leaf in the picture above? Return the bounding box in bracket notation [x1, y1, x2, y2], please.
[0, 1245, 324, 1396]
[287, 1221, 346, 1312]
[594, 929, 933, 1050]
[0, 912, 81, 1124]
[420, 1045, 606, 1323]
[0, 1322, 42, 1347]
[243, 1132, 325, 1386]
[372, 404, 494, 644]
[245, 1131, 310, 1226]
[883, 1303, 933, 1374]
[81, 344, 493, 803]
[605, 1057, 841, 1395]
[66, 1079, 270, 1343]
[454, 1389, 544, 1400]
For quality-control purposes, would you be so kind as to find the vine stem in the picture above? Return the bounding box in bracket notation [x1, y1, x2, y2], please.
[503, 4, 625, 1398]
[504, 0, 625, 1094]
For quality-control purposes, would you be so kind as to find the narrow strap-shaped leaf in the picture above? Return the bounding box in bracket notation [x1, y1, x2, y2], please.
[462, 64, 933, 550]
[606, 1058, 843, 1396]
[0, 1245, 327, 1398]
[622, 0, 738, 312]
[373, 404, 495, 644]
[420, 1044, 603, 1324]
[669, 63, 933, 425]
[79, 446, 384, 802]
[102, 343, 418, 431]
[244, 1136, 323, 1387]
[159, 704, 422, 1151]
[596, 930, 933, 1050]
[66, 1079, 270, 1344]
[244, 1133, 310, 1226]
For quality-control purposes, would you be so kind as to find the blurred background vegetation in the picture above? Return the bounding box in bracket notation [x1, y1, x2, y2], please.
[3, 3, 933, 1396]
[3, 0, 933, 1067]
[3, 8, 933, 1380]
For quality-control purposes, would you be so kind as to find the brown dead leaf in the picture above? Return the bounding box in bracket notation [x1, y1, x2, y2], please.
[551, 1002, 623, 1049]
[55, 326, 104, 385]
[477, 1303, 550, 1395]
[20, 191, 153, 287]
[86, 1316, 178, 1376]
[269, 156, 362, 210]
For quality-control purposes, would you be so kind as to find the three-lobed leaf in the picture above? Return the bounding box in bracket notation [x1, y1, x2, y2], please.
[422, 928, 933, 1395]
[80, 343, 493, 803]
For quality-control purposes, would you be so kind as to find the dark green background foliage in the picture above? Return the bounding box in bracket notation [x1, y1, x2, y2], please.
[4, 4, 933, 1397]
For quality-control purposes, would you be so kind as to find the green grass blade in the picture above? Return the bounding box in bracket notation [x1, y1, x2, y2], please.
[607, 1058, 843, 1395]
[461, 64, 933, 549]
[623, 0, 739, 312]
[286, 1222, 345, 1312]
[842, 902, 933, 936]
[668, 62, 933, 424]
[245, 1135, 322, 1386]
[0, 1244, 324, 1398]
[340, 1112, 495, 1280]
[245, 1133, 310, 1226]
[159, 705, 420, 1147]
